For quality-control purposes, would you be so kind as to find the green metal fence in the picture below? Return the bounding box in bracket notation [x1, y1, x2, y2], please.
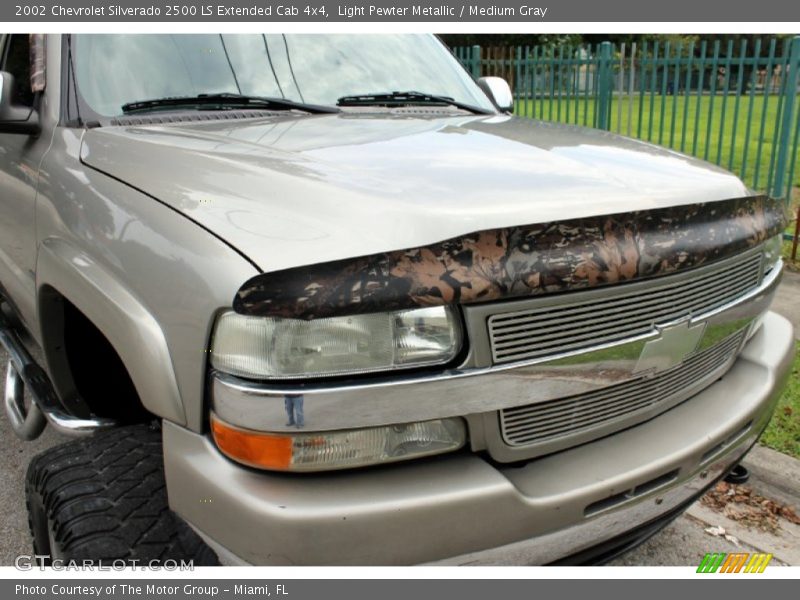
[453, 37, 800, 203]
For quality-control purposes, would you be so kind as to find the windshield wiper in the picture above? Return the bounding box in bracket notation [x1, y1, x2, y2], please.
[121, 93, 340, 115]
[336, 91, 494, 115]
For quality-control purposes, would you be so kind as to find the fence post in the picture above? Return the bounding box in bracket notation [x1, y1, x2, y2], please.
[597, 41, 613, 130]
[471, 45, 482, 79]
[772, 35, 800, 201]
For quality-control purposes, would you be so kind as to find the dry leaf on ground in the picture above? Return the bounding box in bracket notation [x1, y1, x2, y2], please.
[700, 481, 800, 533]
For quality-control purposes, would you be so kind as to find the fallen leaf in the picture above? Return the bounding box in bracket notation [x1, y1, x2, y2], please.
[700, 481, 800, 533]
[724, 534, 740, 546]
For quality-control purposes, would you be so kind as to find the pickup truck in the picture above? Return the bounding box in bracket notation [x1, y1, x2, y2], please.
[0, 33, 794, 566]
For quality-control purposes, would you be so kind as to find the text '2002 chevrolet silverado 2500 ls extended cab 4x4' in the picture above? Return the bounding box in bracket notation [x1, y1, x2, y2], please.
[0, 33, 794, 566]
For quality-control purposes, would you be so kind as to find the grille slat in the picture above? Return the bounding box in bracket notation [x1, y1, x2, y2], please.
[490, 255, 761, 328]
[503, 332, 740, 425]
[488, 253, 762, 364]
[502, 346, 732, 430]
[490, 260, 760, 340]
[499, 331, 744, 446]
[491, 255, 760, 324]
[504, 355, 729, 438]
[493, 326, 653, 361]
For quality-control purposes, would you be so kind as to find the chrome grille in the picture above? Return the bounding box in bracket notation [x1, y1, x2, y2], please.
[500, 330, 745, 447]
[488, 251, 763, 365]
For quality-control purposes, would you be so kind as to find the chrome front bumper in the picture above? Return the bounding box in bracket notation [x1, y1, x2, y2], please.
[164, 311, 794, 565]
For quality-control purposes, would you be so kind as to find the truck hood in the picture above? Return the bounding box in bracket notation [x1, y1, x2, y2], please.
[80, 112, 749, 273]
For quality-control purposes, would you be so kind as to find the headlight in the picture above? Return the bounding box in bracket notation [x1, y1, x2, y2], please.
[763, 234, 783, 274]
[210, 306, 463, 379]
[211, 414, 467, 472]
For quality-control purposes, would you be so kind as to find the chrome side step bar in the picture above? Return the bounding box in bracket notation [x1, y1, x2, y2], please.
[0, 304, 115, 439]
[4, 360, 46, 440]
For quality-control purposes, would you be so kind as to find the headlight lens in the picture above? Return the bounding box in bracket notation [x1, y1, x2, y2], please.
[763, 234, 783, 274]
[210, 306, 463, 379]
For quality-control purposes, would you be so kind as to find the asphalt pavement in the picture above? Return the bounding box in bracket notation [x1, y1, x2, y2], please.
[1, 271, 799, 566]
[0, 405, 68, 566]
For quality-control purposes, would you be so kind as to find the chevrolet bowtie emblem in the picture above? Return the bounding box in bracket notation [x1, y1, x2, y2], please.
[633, 319, 707, 375]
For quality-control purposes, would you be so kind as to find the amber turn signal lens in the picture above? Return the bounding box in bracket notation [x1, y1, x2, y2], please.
[211, 415, 294, 470]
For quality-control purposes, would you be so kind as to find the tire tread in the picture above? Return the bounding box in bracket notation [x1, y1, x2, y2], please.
[25, 423, 218, 565]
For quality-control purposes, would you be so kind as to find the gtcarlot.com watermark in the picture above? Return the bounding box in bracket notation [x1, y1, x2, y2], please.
[15, 555, 194, 571]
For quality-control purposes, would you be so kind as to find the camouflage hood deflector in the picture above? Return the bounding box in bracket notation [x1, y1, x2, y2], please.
[234, 195, 786, 320]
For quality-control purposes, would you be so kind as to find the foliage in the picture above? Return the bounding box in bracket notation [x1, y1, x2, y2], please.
[439, 34, 795, 55]
[761, 343, 800, 458]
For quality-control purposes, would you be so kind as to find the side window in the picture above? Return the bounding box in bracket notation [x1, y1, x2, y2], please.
[2, 35, 34, 107]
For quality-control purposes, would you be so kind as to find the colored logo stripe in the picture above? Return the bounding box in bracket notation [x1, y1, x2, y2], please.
[697, 553, 726, 573]
[745, 553, 773, 573]
[720, 553, 749, 573]
[697, 552, 773, 573]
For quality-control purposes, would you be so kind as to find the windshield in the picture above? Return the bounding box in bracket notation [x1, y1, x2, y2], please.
[72, 34, 495, 117]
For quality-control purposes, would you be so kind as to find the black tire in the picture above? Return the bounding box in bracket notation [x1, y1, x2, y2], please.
[724, 463, 751, 484]
[25, 422, 218, 566]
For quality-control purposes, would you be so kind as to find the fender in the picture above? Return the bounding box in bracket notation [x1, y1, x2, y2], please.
[36, 237, 186, 425]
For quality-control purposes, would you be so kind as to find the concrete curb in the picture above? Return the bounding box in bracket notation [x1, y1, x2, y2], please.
[680, 444, 800, 565]
[684, 505, 798, 565]
[742, 445, 800, 511]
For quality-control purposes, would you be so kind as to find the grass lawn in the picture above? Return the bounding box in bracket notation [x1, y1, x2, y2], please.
[782, 191, 799, 271]
[513, 94, 799, 193]
[775, 195, 800, 459]
[783, 239, 799, 272]
[760, 342, 800, 458]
